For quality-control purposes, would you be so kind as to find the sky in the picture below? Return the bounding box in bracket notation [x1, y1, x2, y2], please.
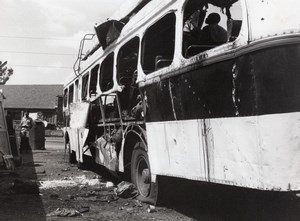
[0, 0, 123, 85]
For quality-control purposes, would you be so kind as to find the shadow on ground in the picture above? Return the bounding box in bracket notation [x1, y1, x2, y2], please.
[0, 151, 46, 221]
[157, 176, 300, 221]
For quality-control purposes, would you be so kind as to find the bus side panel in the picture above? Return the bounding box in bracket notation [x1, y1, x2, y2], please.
[210, 113, 300, 191]
[145, 42, 300, 191]
[147, 120, 209, 182]
[147, 113, 300, 191]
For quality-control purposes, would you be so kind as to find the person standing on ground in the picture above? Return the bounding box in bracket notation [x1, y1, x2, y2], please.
[19, 111, 33, 153]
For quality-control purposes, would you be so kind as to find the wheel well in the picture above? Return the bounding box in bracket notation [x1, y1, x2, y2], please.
[123, 131, 146, 178]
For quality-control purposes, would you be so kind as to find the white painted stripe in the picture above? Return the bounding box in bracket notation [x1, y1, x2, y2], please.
[146, 112, 300, 191]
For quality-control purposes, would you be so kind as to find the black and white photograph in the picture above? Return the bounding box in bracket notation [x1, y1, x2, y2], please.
[1, 0, 300, 220]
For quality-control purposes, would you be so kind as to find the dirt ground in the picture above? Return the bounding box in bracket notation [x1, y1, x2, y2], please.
[0, 137, 190, 221]
[1, 137, 300, 221]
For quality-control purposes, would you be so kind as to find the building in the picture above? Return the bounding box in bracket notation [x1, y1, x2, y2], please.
[0, 85, 63, 128]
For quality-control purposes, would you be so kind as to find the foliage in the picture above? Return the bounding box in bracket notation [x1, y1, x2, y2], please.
[0, 61, 14, 84]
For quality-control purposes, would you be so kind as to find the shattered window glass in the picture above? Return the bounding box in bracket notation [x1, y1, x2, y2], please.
[182, 0, 242, 57]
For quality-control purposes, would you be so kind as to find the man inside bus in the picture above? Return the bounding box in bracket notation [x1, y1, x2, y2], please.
[199, 12, 227, 46]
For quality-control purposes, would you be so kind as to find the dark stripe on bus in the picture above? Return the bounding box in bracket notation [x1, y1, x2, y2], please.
[143, 43, 300, 122]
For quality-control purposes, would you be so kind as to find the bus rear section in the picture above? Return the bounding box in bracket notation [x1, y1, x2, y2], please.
[63, 0, 300, 204]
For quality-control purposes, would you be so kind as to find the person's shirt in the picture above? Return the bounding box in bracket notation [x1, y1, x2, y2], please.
[200, 24, 227, 45]
[20, 116, 33, 129]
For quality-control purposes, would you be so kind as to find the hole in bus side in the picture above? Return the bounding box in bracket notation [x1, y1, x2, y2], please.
[89, 64, 99, 98]
[182, 0, 243, 58]
[74, 79, 79, 102]
[141, 12, 176, 74]
[116, 36, 142, 120]
[99, 53, 114, 92]
[68, 84, 74, 106]
[81, 72, 90, 101]
[63, 88, 69, 127]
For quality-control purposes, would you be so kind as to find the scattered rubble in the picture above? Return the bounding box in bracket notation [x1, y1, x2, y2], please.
[147, 205, 156, 213]
[115, 181, 139, 199]
[46, 208, 81, 217]
[61, 167, 70, 172]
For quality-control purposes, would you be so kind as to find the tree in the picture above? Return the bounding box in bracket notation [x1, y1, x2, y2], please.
[0, 61, 14, 85]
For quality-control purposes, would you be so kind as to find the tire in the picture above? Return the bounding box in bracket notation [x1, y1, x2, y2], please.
[67, 142, 77, 164]
[131, 142, 158, 205]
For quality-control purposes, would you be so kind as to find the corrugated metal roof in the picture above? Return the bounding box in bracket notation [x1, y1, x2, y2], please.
[0, 85, 63, 109]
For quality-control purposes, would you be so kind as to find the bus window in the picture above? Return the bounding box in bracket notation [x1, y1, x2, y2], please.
[182, 0, 242, 57]
[63, 88, 68, 108]
[101, 95, 120, 120]
[117, 37, 140, 118]
[68, 84, 74, 105]
[90, 64, 99, 97]
[81, 73, 89, 101]
[141, 13, 176, 73]
[74, 79, 79, 102]
[99, 53, 114, 92]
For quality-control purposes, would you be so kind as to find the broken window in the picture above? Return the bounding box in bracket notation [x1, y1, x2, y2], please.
[63, 88, 68, 108]
[141, 13, 176, 73]
[90, 97, 102, 124]
[99, 53, 114, 92]
[101, 94, 120, 121]
[117, 37, 140, 118]
[74, 79, 79, 102]
[182, 0, 242, 57]
[90, 64, 99, 97]
[81, 73, 89, 101]
[68, 84, 74, 105]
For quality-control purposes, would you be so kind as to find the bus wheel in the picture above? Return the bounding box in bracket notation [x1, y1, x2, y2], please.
[131, 142, 158, 205]
[67, 142, 76, 164]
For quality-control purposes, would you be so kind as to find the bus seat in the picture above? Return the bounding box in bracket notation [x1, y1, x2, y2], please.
[155, 56, 172, 70]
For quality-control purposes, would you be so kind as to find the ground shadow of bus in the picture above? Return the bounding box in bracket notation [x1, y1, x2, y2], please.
[158, 176, 300, 221]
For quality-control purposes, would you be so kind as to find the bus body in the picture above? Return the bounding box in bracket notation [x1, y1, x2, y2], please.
[63, 0, 300, 202]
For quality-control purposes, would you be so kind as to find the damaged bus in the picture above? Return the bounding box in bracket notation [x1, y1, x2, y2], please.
[63, 0, 300, 204]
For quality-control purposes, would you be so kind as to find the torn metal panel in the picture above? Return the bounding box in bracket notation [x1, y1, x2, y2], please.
[69, 102, 90, 162]
[69, 102, 90, 129]
[94, 136, 118, 171]
[94, 20, 124, 50]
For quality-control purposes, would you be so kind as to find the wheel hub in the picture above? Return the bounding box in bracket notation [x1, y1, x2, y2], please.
[142, 168, 150, 184]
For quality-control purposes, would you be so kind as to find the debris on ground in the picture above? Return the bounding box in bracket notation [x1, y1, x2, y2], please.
[97, 192, 119, 203]
[61, 167, 70, 172]
[134, 200, 143, 208]
[78, 206, 90, 213]
[115, 181, 139, 199]
[147, 205, 156, 213]
[39, 175, 102, 189]
[105, 181, 114, 188]
[46, 208, 81, 217]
